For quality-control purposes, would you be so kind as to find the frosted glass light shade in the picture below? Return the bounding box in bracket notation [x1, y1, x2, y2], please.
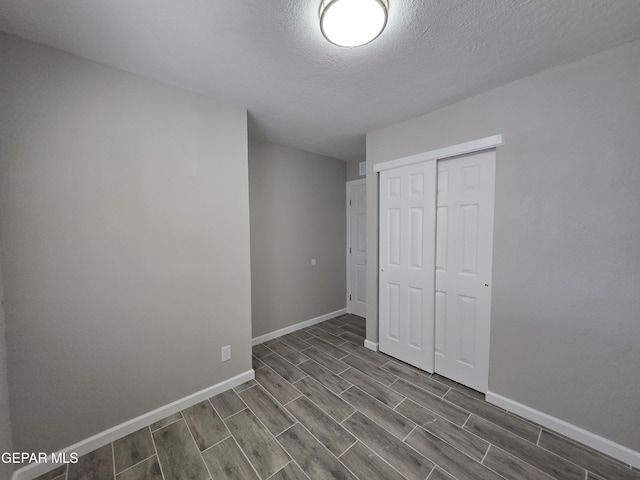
[320, 0, 388, 47]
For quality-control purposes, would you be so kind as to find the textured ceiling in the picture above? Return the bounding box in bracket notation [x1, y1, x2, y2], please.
[1, 0, 640, 162]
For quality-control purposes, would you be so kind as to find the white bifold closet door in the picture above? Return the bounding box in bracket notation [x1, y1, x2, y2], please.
[379, 150, 495, 392]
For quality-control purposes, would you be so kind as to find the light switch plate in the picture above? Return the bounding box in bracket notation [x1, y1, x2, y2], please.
[221, 345, 231, 362]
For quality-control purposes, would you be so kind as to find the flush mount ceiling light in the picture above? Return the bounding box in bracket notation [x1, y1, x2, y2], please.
[320, 0, 388, 47]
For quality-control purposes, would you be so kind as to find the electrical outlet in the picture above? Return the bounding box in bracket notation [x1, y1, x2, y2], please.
[221, 345, 231, 362]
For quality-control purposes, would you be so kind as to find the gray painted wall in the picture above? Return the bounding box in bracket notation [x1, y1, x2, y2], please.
[249, 139, 346, 337]
[0, 259, 13, 480]
[0, 33, 252, 453]
[366, 39, 640, 452]
[346, 159, 364, 182]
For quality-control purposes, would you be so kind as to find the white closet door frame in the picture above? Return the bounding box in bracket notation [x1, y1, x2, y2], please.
[375, 135, 503, 378]
[373, 135, 503, 174]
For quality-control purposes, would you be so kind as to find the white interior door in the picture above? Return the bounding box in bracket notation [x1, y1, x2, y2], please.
[434, 150, 496, 392]
[379, 162, 436, 372]
[348, 181, 367, 317]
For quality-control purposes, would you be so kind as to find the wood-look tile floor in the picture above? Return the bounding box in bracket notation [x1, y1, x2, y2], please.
[37, 314, 639, 480]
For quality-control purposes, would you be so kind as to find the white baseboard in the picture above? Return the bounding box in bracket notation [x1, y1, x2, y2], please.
[252, 308, 347, 345]
[364, 340, 379, 352]
[12, 370, 255, 480]
[486, 391, 640, 469]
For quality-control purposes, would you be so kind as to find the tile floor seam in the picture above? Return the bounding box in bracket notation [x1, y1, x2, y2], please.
[397, 378, 472, 415]
[536, 442, 616, 480]
[148, 424, 167, 480]
[242, 382, 278, 406]
[481, 443, 491, 464]
[336, 440, 359, 459]
[340, 385, 419, 438]
[189, 401, 231, 451]
[489, 444, 567, 480]
[335, 459, 362, 480]
[208, 394, 248, 421]
[113, 451, 156, 477]
[199, 431, 232, 454]
[263, 461, 293, 480]
[288, 380, 355, 425]
[233, 388, 291, 441]
[151, 413, 183, 432]
[287, 458, 313, 480]
[340, 350, 376, 366]
[275, 421, 300, 438]
[366, 445, 415, 480]
[462, 413, 471, 425]
[207, 397, 223, 421]
[336, 380, 354, 395]
[457, 406, 542, 444]
[110, 441, 116, 480]
[424, 465, 437, 480]
[429, 466, 463, 480]
[394, 427, 448, 475]
[340, 369, 407, 408]
[281, 393, 303, 407]
[344, 399, 415, 442]
[228, 433, 264, 480]
[334, 437, 403, 480]
[222, 406, 289, 479]
[195, 449, 214, 480]
[233, 379, 258, 393]
[390, 383, 466, 423]
[461, 414, 540, 448]
[409, 421, 496, 473]
[339, 409, 358, 425]
[461, 413, 471, 428]
[181, 413, 216, 480]
[465, 419, 591, 480]
[402, 425, 417, 442]
[276, 417, 354, 471]
[380, 359, 394, 368]
[540, 429, 638, 476]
